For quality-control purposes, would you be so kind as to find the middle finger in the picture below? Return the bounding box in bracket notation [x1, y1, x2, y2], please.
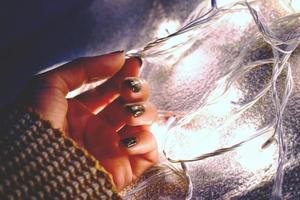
[74, 57, 142, 114]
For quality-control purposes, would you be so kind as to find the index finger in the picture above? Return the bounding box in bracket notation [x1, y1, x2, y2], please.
[38, 51, 126, 95]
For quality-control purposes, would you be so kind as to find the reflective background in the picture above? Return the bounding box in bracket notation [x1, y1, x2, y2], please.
[128, 1, 300, 199]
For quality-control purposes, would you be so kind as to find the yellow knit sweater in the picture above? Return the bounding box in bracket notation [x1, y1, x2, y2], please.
[0, 105, 121, 199]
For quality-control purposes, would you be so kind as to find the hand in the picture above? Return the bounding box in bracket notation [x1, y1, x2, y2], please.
[20, 51, 158, 191]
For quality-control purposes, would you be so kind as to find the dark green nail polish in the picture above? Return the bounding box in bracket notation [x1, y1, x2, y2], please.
[121, 137, 137, 148]
[126, 104, 145, 117]
[111, 50, 124, 54]
[124, 78, 142, 93]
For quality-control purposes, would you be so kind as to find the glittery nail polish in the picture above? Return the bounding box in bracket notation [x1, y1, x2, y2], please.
[124, 78, 142, 93]
[126, 104, 145, 118]
[121, 137, 137, 148]
[111, 50, 124, 54]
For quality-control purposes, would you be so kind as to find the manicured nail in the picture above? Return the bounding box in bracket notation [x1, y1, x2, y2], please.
[124, 78, 142, 93]
[111, 50, 124, 54]
[121, 137, 137, 148]
[126, 104, 145, 118]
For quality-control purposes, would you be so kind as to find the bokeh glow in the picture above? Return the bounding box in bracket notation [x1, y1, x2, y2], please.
[156, 20, 181, 38]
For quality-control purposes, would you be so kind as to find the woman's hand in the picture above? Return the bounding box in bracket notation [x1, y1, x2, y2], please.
[20, 51, 158, 191]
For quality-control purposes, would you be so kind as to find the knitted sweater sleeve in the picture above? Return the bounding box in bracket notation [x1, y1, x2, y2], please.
[0, 105, 122, 200]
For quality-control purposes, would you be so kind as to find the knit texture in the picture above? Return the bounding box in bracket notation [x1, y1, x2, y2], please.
[0, 105, 122, 200]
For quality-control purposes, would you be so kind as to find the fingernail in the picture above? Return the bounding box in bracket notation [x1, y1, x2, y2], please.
[124, 78, 142, 93]
[126, 104, 145, 118]
[111, 50, 125, 54]
[121, 137, 137, 148]
[132, 56, 143, 67]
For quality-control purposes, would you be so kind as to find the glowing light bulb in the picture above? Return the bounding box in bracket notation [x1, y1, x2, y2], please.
[156, 20, 181, 38]
[233, 125, 277, 172]
[217, 0, 240, 7]
[290, 0, 300, 11]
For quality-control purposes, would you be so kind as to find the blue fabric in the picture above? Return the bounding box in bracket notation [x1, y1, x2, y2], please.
[0, 0, 199, 106]
[0, 1, 92, 105]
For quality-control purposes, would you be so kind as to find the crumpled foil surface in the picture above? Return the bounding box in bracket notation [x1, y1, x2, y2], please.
[121, 0, 300, 199]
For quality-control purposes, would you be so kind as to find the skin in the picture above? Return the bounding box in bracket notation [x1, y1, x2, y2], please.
[20, 51, 158, 191]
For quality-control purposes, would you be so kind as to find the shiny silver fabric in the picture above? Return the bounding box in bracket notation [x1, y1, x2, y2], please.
[119, 0, 300, 199]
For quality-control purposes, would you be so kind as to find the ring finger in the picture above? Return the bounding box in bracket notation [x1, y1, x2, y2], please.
[96, 99, 157, 131]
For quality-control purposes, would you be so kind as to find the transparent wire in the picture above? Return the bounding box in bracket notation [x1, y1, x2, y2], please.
[124, 0, 300, 199]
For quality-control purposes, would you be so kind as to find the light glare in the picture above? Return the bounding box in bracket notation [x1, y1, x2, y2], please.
[156, 20, 181, 38]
